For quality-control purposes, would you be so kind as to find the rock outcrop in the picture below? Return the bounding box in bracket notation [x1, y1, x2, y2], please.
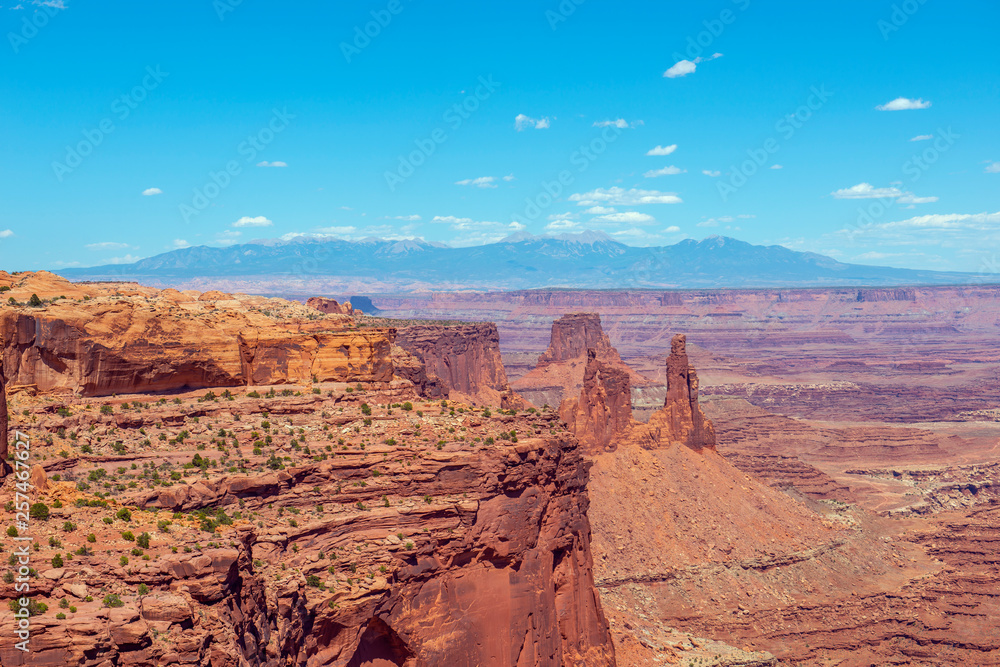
[0, 365, 7, 471]
[305, 296, 356, 316]
[394, 323, 527, 407]
[653, 334, 716, 451]
[537, 313, 623, 366]
[0, 389, 615, 666]
[0, 273, 391, 396]
[560, 349, 635, 455]
[237, 330, 395, 385]
[513, 313, 652, 409]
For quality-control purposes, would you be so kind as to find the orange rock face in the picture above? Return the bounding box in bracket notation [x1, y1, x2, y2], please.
[560, 349, 635, 455]
[0, 272, 389, 396]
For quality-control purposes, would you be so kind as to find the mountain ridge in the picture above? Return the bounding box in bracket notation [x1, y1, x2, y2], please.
[56, 232, 991, 291]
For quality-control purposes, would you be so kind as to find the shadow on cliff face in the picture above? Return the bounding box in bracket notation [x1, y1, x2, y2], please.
[346, 617, 413, 667]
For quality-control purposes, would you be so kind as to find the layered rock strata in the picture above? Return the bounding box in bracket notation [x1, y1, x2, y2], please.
[393, 323, 526, 407]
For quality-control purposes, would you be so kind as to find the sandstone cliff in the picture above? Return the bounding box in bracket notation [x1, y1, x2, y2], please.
[0, 272, 391, 396]
[306, 297, 356, 316]
[0, 390, 615, 666]
[513, 313, 652, 409]
[639, 334, 716, 451]
[0, 365, 7, 468]
[560, 349, 635, 455]
[394, 323, 527, 407]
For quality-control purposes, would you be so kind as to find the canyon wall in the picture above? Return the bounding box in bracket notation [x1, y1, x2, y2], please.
[0, 392, 616, 667]
[393, 323, 522, 406]
[560, 349, 634, 455]
[0, 273, 392, 396]
[0, 365, 7, 466]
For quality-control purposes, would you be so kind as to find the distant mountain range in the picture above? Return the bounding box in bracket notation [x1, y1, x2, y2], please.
[57, 232, 989, 293]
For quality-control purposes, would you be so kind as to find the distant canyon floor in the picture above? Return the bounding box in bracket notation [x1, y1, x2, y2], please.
[372, 287, 1000, 665]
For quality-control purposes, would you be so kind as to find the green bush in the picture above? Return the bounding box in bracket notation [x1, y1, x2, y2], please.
[136, 532, 151, 549]
[103, 594, 124, 608]
[51, 554, 64, 568]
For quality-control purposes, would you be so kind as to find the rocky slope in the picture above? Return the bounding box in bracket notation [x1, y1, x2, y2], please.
[0, 384, 615, 666]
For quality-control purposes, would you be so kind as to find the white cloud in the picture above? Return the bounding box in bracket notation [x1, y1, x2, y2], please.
[256, 161, 288, 167]
[643, 165, 685, 178]
[85, 242, 129, 250]
[545, 219, 580, 231]
[142, 187, 162, 196]
[594, 119, 643, 129]
[664, 225, 681, 233]
[503, 174, 516, 181]
[702, 170, 721, 177]
[896, 193, 939, 205]
[664, 60, 697, 78]
[508, 221, 526, 231]
[663, 53, 722, 78]
[985, 162, 1000, 174]
[910, 134, 934, 142]
[431, 215, 505, 231]
[646, 145, 677, 156]
[0, 229, 13, 239]
[770, 164, 783, 170]
[569, 187, 682, 206]
[232, 215, 273, 227]
[515, 114, 551, 131]
[832, 182, 936, 205]
[455, 176, 498, 189]
[173, 239, 190, 249]
[393, 215, 422, 221]
[583, 206, 615, 215]
[592, 211, 656, 224]
[31, 0, 65, 7]
[832, 183, 904, 199]
[315, 226, 358, 235]
[876, 97, 931, 111]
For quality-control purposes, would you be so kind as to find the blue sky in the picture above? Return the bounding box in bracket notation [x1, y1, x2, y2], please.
[1, 0, 998, 273]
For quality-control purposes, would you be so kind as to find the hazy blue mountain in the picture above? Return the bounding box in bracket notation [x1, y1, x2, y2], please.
[57, 232, 985, 290]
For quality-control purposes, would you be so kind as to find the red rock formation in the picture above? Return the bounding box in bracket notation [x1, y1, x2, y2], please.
[560, 349, 635, 454]
[236, 330, 395, 386]
[513, 313, 652, 408]
[306, 296, 356, 316]
[0, 389, 616, 666]
[394, 323, 527, 407]
[0, 273, 390, 396]
[0, 365, 7, 472]
[630, 334, 716, 451]
[537, 313, 622, 365]
[856, 288, 916, 302]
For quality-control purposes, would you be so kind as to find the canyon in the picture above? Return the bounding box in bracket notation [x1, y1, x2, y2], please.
[2, 274, 1000, 665]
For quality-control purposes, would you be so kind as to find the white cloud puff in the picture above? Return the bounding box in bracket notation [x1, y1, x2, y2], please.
[515, 114, 550, 131]
[569, 187, 682, 206]
[643, 165, 685, 178]
[232, 216, 273, 227]
[142, 187, 162, 196]
[646, 144, 677, 156]
[876, 97, 931, 111]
